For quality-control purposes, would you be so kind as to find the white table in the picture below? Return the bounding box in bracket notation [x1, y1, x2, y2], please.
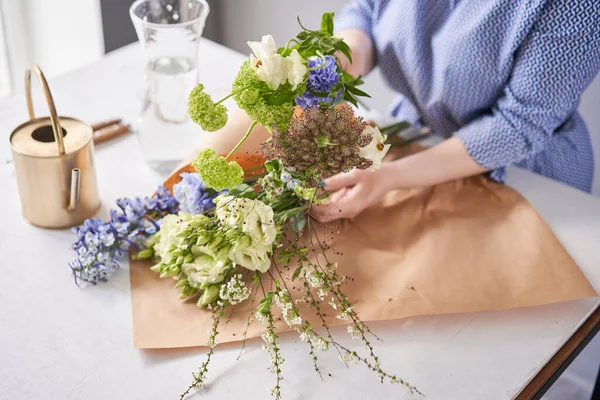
[1, 40, 599, 400]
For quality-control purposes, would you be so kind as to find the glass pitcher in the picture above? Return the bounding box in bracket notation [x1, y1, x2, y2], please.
[130, 0, 210, 177]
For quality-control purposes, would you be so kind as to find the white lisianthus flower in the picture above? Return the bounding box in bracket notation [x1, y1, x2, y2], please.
[228, 235, 272, 273]
[153, 213, 193, 264]
[359, 125, 391, 171]
[214, 196, 276, 273]
[182, 244, 231, 288]
[248, 34, 289, 90]
[286, 49, 308, 90]
[197, 284, 220, 307]
[214, 196, 277, 247]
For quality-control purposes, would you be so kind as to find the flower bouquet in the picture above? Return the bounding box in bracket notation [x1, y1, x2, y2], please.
[70, 13, 420, 399]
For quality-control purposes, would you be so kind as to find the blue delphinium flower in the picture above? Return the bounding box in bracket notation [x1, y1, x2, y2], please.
[173, 173, 221, 214]
[69, 218, 125, 285]
[280, 170, 301, 190]
[296, 55, 343, 108]
[69, 185, 179, 285]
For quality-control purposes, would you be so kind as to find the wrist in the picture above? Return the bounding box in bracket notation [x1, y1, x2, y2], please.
[376, 161, 403, 193]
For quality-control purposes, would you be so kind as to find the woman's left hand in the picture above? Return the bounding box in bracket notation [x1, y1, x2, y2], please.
[311, 167, 392, 223]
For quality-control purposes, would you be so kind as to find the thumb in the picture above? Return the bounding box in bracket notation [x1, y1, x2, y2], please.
[322, 171, 361, 192]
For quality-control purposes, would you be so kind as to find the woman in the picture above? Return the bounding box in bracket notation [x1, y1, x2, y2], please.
[312, 0, 600, 222]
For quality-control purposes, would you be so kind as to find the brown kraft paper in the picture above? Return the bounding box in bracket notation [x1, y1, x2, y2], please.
[129, 143, 597, 349]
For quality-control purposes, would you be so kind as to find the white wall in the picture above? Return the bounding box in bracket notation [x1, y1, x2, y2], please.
[0, 5, 11, 97]
[214, 0, 600, 195]
[1, 0, 104, 92]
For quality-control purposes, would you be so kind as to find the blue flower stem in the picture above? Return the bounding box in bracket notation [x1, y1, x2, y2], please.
[225, 121, 258, 160]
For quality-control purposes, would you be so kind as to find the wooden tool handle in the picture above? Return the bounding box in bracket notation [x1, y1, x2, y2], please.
[93, 125, 130, 145]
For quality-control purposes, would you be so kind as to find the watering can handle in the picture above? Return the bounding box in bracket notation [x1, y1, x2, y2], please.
[24, 65, 79, 212]
[24, 64, 66, 156]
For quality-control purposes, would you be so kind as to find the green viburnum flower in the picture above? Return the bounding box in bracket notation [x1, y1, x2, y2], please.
[232, 61, 304, 132]
[192, 149, 244, 191]
[188, 83, 228, 132]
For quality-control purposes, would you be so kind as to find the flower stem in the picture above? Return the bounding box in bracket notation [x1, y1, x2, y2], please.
[282, 38, 300, 54]
[225, 121, 258, 160]
[309, 51, 328, 71]
[214, 84, 253, 105]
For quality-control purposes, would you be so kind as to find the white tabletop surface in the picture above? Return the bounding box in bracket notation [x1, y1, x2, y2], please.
[1, 40, 599, 400]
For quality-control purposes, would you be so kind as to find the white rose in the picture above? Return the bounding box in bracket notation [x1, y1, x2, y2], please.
[228, 236, 271, 273]
[248, 34, 289, 90]
[359, 125, 391, 171]
[183, 244, 231, 288]
[286, 49, 308, 90]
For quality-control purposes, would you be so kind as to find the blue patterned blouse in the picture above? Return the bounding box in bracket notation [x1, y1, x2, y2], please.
[335, 0, 600, 192]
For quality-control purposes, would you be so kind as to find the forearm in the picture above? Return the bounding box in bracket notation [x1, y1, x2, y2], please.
[381, 136, 488, 189]
[335, 28, 375, 77]
[180, 106, 271, 167]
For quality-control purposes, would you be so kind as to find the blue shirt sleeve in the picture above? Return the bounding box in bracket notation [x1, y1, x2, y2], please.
[456, 0, 600, 170]
[334, 0, 375, 39]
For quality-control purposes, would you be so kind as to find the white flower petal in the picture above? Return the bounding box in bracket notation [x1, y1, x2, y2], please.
[247, 34, 289, 90]
[359, 125, 391, 171]
[287, 49, 308, 90]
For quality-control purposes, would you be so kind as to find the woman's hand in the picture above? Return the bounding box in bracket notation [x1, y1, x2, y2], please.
[311, 137, 488, 223]
[311, 167, 393, 223]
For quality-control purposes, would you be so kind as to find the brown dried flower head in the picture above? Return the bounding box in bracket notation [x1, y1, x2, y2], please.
[261, 104, 372, 187]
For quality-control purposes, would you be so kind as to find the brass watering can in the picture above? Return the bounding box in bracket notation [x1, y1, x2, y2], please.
[9, 65, 100, 228]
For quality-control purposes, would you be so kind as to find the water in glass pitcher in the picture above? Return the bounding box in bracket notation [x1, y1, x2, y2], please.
[138, 56, 203, 177]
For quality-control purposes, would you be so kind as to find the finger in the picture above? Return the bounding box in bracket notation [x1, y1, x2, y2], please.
[328, 187, 349, 204]
[322, 171, 360, 192]
[312, 188, 364, 223]
[311, 189, 348, 222]
[328, 186, 363, 220]
[310, 203, 339, 223]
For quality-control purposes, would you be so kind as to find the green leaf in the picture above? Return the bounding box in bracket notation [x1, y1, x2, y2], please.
[380, 121, 411, 135]
[262, 88, 297, 106]
[345, 85, 371, 98]
[296, 31, 310, 41]
[341, 71, 356, 83]
[320, 12, 335, 35]
[278, 45, 298, 57]
[315, 135, 330, 148]
[265, 159, 282, 173]
[258, 292, 274, 313]
[277, 249, 294, 265]
[228, 183, 256, 199]
[291, 266, 303, 281]
[290, 212, 306, 233]
[343, 92, 359, 107]
[252, 271, 262, 286]
[342, 73, 364, 87]
[333, 40, 352, 64]
[307, 87, 332, 98]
